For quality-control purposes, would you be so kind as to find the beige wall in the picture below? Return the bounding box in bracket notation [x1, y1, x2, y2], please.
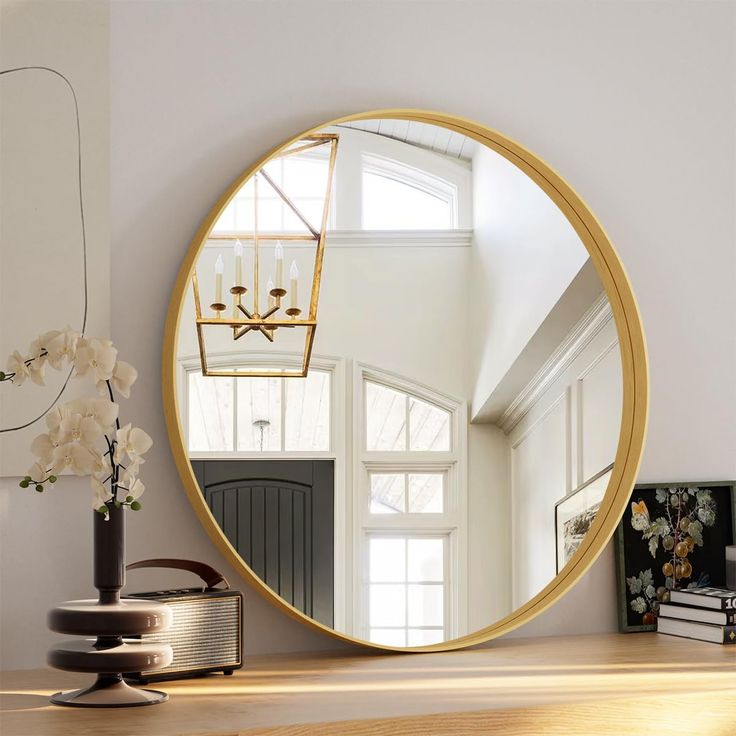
[0, 0, 110, 473]
[1, 0, 735, 668]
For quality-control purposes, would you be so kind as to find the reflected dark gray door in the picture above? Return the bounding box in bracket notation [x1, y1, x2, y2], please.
[190, 459, 334, 627]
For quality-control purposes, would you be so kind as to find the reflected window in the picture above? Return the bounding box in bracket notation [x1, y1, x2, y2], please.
[369, 472, 444, 514]
[359, 368, 463, 643]
[212, 150, 334, 233]
[365, 381, 451, 452]
[362, 155, 456, 230]
[187, 368, 331, 453]
[368, 536, 446, 646]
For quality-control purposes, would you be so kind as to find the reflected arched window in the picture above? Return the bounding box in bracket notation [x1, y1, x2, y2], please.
[361, 155, 457, 230]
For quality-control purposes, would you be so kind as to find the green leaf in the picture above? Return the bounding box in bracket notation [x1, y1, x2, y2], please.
[35, 484, 44, 492]
[648, 536, 659, 558]
[640, 569, 654, 588]
[655, 488, 667, 504]
[130, 501, 142, 511]
[630, 597, 647, 614]
[648, 517, 670, 538]
[48, 475, 57, 483]
[19, 479, 29, 488]
[626, 575, 643, 594]
[96, 506, 108, 515]
[665, 576, 675, 590]
[688, 520, 704, 546]
[696, 489, 712, 505]
[125, 495, 134, 503]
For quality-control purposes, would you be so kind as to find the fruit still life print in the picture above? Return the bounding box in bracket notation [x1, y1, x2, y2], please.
[616, 483, 735, 632]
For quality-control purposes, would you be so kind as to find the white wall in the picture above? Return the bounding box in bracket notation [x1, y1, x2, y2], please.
[470, 144, 589, 420]
[1, 0, 735, 668]
[509, 314, 621, 607]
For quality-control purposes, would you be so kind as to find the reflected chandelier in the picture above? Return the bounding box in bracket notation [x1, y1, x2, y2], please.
[192, 133, 338, 378]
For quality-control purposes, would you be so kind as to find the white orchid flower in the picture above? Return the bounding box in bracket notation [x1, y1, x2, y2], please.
[27, 332, 56, 384]
[6, 350, 30, 386]
[88, 450, 113, 483]
[126, 478, 145, 501]
[67, 398, 119, 432]
[45, 328, 79, 370]
[59, 414, 102, 448]
[28, 461, 49, 484]
[91, 477, 110, 509]
[30, 432, 59, 464]
[74, 338, 117, 383]
[114, 423, 152, 465]
[51, 442, 96, 475]
[28, 358, 47, 386]
[106, 360, 138, 399]
[45, 404, 72, 434]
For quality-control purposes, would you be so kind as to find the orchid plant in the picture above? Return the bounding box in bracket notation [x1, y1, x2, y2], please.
[1, 327, 151, 517]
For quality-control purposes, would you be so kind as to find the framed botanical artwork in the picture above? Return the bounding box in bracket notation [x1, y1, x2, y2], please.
[555, 465, 613, 574]
[615, 481, 736, 633]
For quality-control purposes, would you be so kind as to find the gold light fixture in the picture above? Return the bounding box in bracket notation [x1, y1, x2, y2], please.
[192, 133, 338, 378]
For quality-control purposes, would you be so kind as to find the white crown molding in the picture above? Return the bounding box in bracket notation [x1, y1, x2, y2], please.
[499, 294, 614, 434]
[205, 229, 473, 249]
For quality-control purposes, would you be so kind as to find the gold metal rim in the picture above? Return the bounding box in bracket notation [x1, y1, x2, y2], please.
[162, 109, 649, 653]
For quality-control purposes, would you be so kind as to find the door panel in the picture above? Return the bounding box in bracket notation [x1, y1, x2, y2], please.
[191, 459, 334, 627]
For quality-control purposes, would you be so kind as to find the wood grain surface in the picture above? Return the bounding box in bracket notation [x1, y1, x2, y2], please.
[1, 633, 734, 736]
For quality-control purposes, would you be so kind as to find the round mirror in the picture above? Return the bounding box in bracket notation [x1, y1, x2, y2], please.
[163, 111, 647, 651]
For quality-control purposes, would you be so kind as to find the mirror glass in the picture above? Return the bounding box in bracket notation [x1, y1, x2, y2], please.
[173, 118, 623, 647]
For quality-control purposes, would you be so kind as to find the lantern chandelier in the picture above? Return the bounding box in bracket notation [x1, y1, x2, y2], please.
[192, 133, 339, 378]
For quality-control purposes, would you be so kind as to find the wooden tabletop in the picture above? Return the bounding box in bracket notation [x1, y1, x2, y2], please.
[1, 633, 735, 736]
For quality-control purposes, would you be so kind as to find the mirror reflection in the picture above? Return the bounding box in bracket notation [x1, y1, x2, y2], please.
[175, 118, 623, 647]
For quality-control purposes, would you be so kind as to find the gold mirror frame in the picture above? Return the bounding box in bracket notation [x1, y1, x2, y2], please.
[162, 109, 649, 652]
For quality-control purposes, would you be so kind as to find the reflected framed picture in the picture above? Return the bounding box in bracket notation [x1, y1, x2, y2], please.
[555, 465, 613, 573]
[615, 481, 735, 633]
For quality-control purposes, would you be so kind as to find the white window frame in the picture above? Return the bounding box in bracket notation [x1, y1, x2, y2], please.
[352, 362, 468, 643]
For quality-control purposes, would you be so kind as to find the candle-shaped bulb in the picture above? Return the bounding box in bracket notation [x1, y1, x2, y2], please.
[233, 239, 243, 286]
[215, 254, 224, 304]
[289, 260, 299, 310]
[275, 240, 284, 289]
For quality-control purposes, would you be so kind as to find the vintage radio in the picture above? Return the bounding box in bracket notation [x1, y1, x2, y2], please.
[124, 559, 243, 683]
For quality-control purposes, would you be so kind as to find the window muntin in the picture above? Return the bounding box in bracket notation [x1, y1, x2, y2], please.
[361, 154, 456, 231]
[367, 535, 446, 646]
[365, 380, 451, 452]
[187, 369, 331, 453]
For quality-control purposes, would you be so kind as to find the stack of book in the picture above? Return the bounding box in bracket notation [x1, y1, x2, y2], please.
[657, 586, 736, 645]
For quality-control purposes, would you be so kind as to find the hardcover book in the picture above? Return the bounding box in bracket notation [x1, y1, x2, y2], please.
[657, 616, 736, 645]
[658, 603, 736, 626]
[669, 586, 736, 611]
